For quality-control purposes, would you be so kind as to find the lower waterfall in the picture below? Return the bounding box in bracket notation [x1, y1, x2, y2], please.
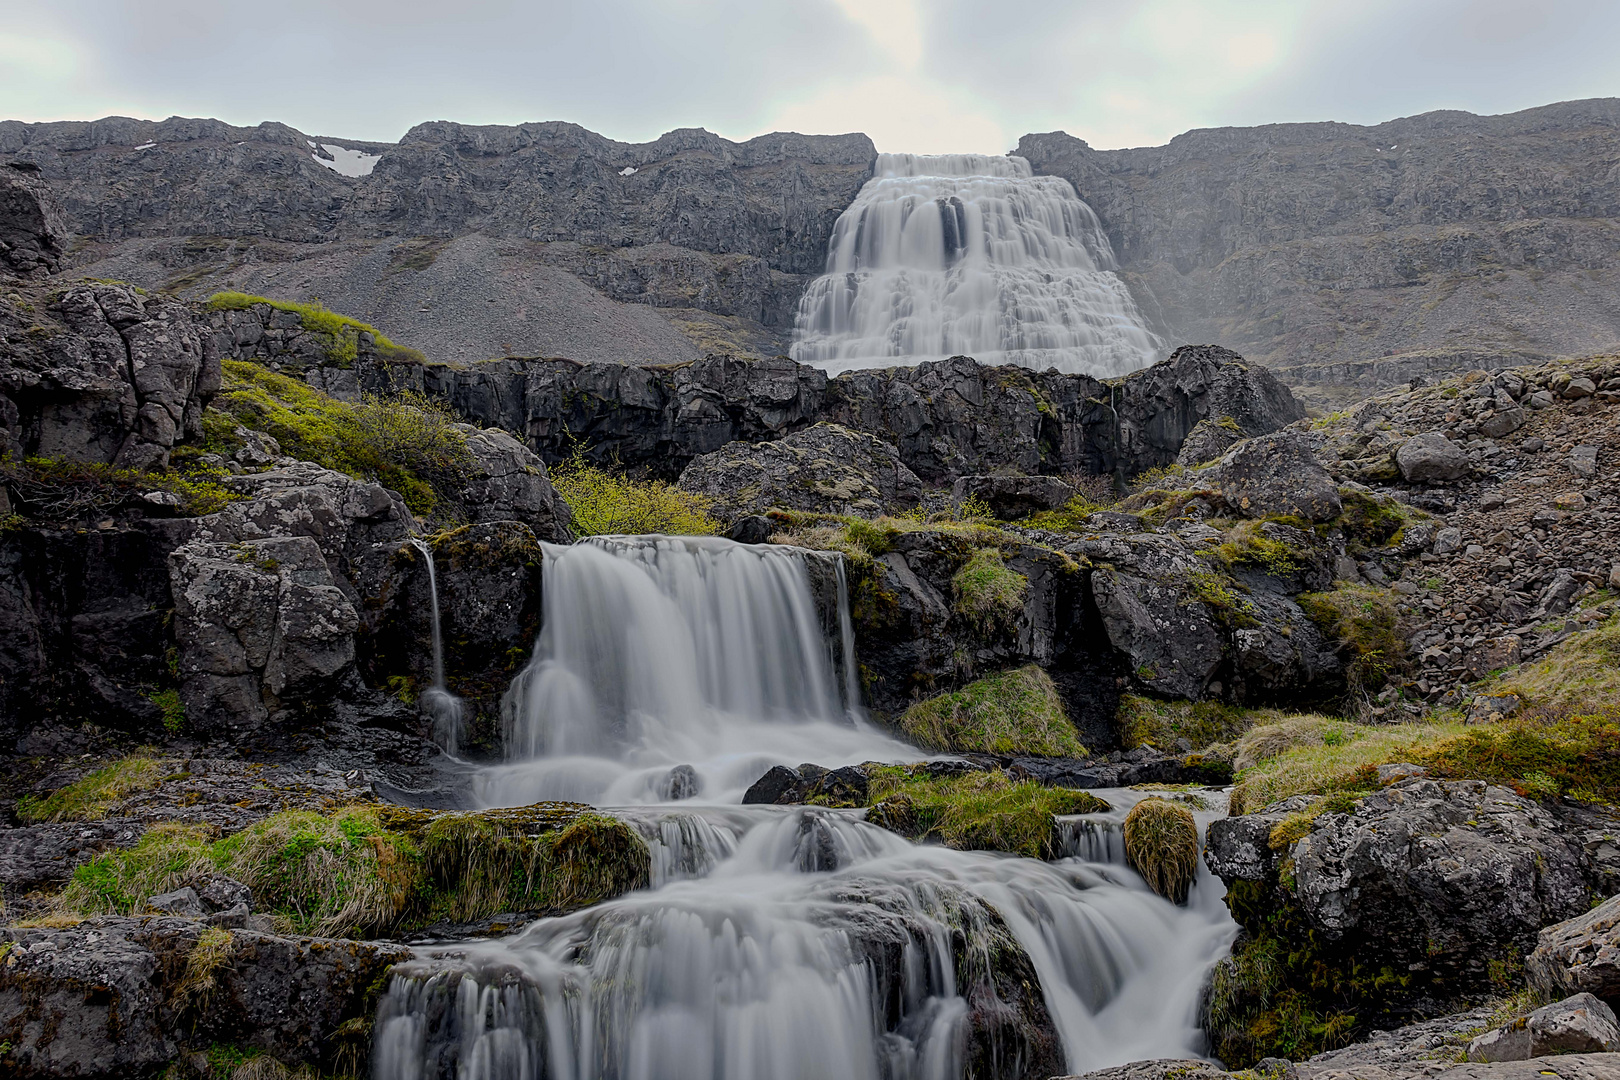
[377, 536, 1238, 1079]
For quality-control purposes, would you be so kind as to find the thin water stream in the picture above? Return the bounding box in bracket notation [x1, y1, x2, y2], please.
[374, 536, 1238, 1079]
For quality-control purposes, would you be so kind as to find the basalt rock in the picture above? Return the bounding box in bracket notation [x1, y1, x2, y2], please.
[0, 162, 68, 277]
[442, 424, 573, 542]
[1221, 429, 1342, 522]
[950, 474, 1076, 519]
[1528, 893, 1620, 1008]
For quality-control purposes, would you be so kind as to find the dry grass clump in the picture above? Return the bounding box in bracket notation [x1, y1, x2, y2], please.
[899, 665, 1085, 757]
[1229, 720, 1469, 814]
[1123, 798, 1200, 904]
[174, 925, 234, 1011]
[16, 755, 168, 822]
[1117, 695, 1271, 753]
[1490, 618, 1620, 712]
[1231, 715, 1353, 771]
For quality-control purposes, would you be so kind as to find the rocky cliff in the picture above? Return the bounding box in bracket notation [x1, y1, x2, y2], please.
[1018, 99, 1620, 391]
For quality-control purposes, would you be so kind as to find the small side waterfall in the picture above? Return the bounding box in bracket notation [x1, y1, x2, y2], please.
[790, 152, 1160, 376]
[409, 538, 463, 754]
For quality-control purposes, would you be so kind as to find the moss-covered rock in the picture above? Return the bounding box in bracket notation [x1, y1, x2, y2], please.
[898, 665, 1085, 756]
[863, 766, 1110, 859]
[1123, 798, 1199, 904]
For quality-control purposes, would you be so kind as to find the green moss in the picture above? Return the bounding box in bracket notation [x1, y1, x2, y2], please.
[549, 447, 718, 537]
[211, 362, 471, 515]
[206, 291, 426, 367]
[864, 766, 1109, 859]
[1183, 570, 1258, 628]
[1335, 490, 1408, 550]
[16, 755, 167, 822]
[899, 665, 1085, 757]
[148, 688, 186, 734]
[2, 457, 240, 520]
[1123, 798, 1199, 904]
[1116, 694, 1260, 752]
[1019, 494, 1108, 532]
[1297, 584, 1406, 692]
[1423, 707, 1620, 804]
[951, 547, 1028, 634]
[1213, 520, 1306, 577]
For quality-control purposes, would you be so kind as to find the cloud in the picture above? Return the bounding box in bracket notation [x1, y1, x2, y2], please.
[2, 0, 1617, 153]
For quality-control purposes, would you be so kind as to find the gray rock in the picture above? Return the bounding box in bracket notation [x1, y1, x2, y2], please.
[1397, 431, 1471, 483]
[194, 874, 253, 914]
[448, 424, 573, 542]
[727, 515, 773, 544]
[0, 821, 143, 894]
[678, 422, 921, 521]
[1432, 526, 1464, 555]
[1468, 994, 1620, 1062]
[145, 886, 205, 917]
[950, 474, 1076, 519]
[1092, 568, 1224, 699]
[0, 915, 408, 1077]
[0, 163, 68, 277]
[1175, 416, 1247, 467]
[1562, 377, 1598, 399]
[1221, 430, 1342, 522]
[1478, 407, 1528, 438]
[1571, 445, 1600, 478]
[1528, 893, 1620, 1006]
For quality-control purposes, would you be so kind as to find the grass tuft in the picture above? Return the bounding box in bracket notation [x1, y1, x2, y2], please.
[865, 767, 1109, 858]
[951, 547, 1028, 634]
[550, 447, 718, 537]
[175, 925, 234, 1012]
[898, 665, 1085, 757]
[16, 756, 166, 822]
[1297, 584, 1406, 694]
[206, 292, 425, 366]
[1117, 694, 1268, 752]
[1123, 798, 1200, 904]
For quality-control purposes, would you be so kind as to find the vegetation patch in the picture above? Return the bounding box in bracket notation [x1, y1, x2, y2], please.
[1227, 718, 1465, 814]
[1297, 584, 1406, 693]
[1212, 519, 1308, 577]
[864, 766, 1109, 859]
[1018, 494, 1109, 532]
[1, 457, 239, 520]
[51, 802, 649, 937]
[210, 362, 473, 514]
[898, 665, 1085, 757]
[549, 448, 718, 537]
[16, 755, 167, 822]
[1122, 798, 1199, 904]
[1116, 695, 1265, 752]
[951, 547, 1029, 634]
[1489, 618, 1620, 713]
[206, 291, 426, 366]
[1335, 490, 1409, 550]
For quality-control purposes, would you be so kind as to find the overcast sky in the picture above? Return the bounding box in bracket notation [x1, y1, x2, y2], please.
[3, 0, 1618, 152]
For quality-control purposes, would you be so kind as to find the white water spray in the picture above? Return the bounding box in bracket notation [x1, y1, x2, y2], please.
[408, 537, 463, 754]
[791, 153, 1160, 376]
[475, 536, 915, 807]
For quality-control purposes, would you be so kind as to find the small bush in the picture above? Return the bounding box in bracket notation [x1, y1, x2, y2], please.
[951, 547, 1028, 634]
[864, 766, 1109, 858]
[1123, 798, 1200, 904]
[899, 665, 1085, 757]
[16, 756, 166, 822]
[549, 448, 718, 537]
[2, 457, 239, 520]
[207, 292, 425, 366]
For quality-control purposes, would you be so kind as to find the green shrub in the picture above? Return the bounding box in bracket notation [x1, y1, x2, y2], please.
[1020, 494, 1107, 532]
[16, 755, 167, 822]
[899, 665, 1085, 756]
[864, 766, 1109, 858]
[549, 448, 718, 537]
[1423, 706, 1620, 804]
[1297, 584, 1406, 692]
[206, 292, 426, 366]
[951, 547, 1028, 634]
[1116, 694, 1262, 752]
[211, 361, 471, 514]
[2, 457, 239, 520]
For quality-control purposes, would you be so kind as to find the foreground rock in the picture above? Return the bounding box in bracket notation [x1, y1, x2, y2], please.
[0, 915, 406, 1079]
[1467, 993, 1620, 1062]
[1529, 893, 1620, 1007]
[1066, 1054, 1620, 1079]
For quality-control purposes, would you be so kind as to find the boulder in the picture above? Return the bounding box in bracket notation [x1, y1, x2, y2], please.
[1221, 430, 1342, 522]
[1467, 994, 1620, 1062]
[678, 421, 921, 521]
[1528, 893, 1620, 1007]
[0, 163, 69, 277]
[1175, 415, 1246, 467]
[1397, 432, 1471, 483]
[1092, 569, 1224, 699]
[0, 916, 407, 1079]
[950, 474, 1076, 519]
[446, 424, 572, 542]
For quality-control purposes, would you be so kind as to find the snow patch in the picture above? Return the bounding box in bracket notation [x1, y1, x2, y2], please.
[133, 142, 156, 151]
[311, 144, 381, 178]
[619, 166, 638, 176]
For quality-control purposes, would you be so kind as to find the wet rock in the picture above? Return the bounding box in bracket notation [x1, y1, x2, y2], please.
[1221, 430, 1342, 522]
[0, 915, 408, 1078]
[739, 763, 869, 807]
[1467, 994, 1620, 1061]
[657, 764, 701, 801]
[1397, 431, 1470, 482]
[950, 474, 1075, 519]
[1528, 893, 1620, 1007]
[727, 514, 773, 544]
[741, 764, 803, 805]
[678, 421, 921, 520]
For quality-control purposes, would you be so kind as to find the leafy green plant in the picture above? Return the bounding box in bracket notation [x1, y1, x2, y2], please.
[548, 447, 718, 537]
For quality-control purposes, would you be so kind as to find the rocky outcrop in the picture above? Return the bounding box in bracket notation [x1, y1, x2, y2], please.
[446, 424, 572, 542]
[951, 475, 1075, 519]
[1467, 994, 1620, 1062]
[0, 163, 67, 277]
[678, 422, 921, 521]
[1019, 100, 1620, 380]
[1528, 893, 1620, 1007]
[0, 915, 406, 1079]
[0, 282, 220, 468]
[1206, 778, 1599, 986]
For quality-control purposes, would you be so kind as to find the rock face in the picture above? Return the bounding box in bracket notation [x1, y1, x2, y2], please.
[0, 163, 67, 277]
[1529, 893, 1620, 1007]
[678, 422, 921, 521]
[0, 282, 220, 468]
[1221, 430, 1343, 522]
[1206, 778, 1598, 985]
[1467, 994, 1620, 1062]
[951, 474, 1076, 519]
[1019, 99, 1620, 382]
[446, 424, 573, 542]
[0, 915, 406, 1079]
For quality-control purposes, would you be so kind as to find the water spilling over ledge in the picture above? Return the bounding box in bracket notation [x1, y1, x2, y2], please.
[791, 153, 1161, 376]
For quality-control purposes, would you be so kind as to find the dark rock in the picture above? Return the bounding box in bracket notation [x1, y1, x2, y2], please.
[678, 421, 921, 520]
[741, 764, 802, 805]
[727, 514, 773, 544]
[1221, 429, 1342, 522]
[1397, 432, 1471, 483]
[0, 820, 143, 894]
[1175, 416, 1245, 467]
[1091, 568, 1223, 699]
[950, 474, 1075, 519]
[146, 886, 205, 916]
[0, 915, 408, 1078]
[0, 163, 68, 277]
[657, 764, 701, 801]
[447, 425, 572, 543]
[194, 874, 253, 914]
[1528, 893, 1620, 1008]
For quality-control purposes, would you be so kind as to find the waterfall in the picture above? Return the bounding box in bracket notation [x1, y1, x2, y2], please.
[473, 536, 916, 807]
[790, 153, 1160, 376]
[409, 538, 464, 753]
[371, 800, 1239, 1079]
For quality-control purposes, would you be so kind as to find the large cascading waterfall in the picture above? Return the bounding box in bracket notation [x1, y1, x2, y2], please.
[378, 535, 1239, 1079]
[473, 536, 918, 807]
[790, 153, 1160, 376]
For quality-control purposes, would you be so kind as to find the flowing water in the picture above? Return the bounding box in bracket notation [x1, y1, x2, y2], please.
[375, 536, 1237, 1079]
[790, 153, 1161, 377]
[410, 538, 464, 754]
